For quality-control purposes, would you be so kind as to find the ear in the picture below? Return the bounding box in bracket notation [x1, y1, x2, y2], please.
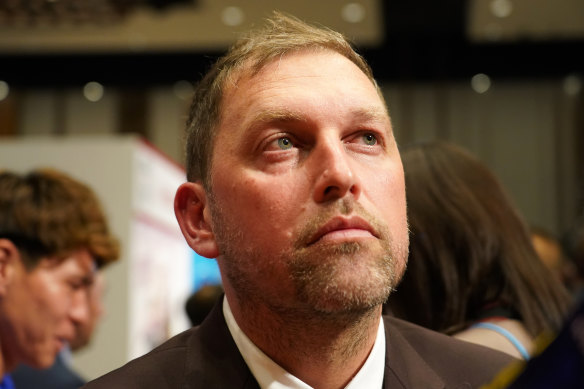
[0, 239, 20, 297]
[174, 182, 219, 259]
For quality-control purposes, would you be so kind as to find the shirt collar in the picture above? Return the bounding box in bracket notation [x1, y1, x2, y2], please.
[223, 297, 385, 389]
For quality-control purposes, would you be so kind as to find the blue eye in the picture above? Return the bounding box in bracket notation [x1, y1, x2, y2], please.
[277, 137, 293, 150]
[363, 133, 377, 146]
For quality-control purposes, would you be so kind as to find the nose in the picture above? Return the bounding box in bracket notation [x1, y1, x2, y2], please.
[312, 138, 362, 203]
[70, 289, 91, 326]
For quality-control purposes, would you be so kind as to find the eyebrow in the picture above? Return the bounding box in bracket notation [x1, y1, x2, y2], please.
[349, 107, 390, 126]
[248, 109, 307, 129]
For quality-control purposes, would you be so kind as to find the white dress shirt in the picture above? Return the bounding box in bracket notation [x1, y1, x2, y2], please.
[223, 297, 385, 389]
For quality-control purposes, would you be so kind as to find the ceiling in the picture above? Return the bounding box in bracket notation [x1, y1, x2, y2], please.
[1, 0, 583, 87]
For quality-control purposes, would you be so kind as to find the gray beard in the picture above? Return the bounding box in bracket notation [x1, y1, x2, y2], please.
[210, 195, 407, 318]
[288, 240, 396, 315]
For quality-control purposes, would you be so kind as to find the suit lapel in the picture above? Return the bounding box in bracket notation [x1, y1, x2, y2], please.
[183, 296, 260, 389]
[181, 301, 455, 389]
[383, 316, 445, 389]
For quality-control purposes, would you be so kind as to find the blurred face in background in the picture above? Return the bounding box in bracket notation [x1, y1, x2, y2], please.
[0, 244, 95, 371]
[70, 271, 106, 351]
[532, 233, 565, 281]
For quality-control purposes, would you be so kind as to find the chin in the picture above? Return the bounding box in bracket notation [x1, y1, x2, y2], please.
[288, 240, 397, 316]
[312, 298, 384, 316]
[29, 353, 57, 369]
[298, 269, 392, 315]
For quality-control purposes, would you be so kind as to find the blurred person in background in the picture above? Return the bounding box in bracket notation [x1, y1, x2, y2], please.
[563, 214, 584, 303]
[387, 141, 572, 360]
[184, 283, 223, 327]
[11, 272, 108, 389]
[530, 224, 584, 304]
[0, 169, 119, 388]
[530, 225, 567, 282]
[69, 271, 106, 352]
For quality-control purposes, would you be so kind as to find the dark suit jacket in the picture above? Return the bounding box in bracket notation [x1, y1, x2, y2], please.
[84, 300, 515, 389]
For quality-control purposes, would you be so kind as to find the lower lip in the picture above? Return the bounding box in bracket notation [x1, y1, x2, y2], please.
[316, 229, 374, 244]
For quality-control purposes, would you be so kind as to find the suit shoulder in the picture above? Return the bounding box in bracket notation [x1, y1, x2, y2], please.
[83, 327, 196, 389]
[384, 315, 518, 385]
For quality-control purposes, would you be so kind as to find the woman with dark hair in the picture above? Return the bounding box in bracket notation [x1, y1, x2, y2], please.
[387, 141, 572, 360]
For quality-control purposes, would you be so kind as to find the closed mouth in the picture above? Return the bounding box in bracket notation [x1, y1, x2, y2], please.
[308, 215, 378, 245]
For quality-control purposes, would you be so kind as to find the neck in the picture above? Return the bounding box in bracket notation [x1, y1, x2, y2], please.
[227, 293, 382, 389]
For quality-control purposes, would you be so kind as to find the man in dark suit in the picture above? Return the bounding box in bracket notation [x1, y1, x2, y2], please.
[85, 11, 515, 389]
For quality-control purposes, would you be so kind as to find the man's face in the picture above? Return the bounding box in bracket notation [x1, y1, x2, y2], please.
[208, 50, 409, 314]
[0, 248, 95, 369]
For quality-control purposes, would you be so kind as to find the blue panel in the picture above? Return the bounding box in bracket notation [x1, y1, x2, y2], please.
[191, 252, 221, 293]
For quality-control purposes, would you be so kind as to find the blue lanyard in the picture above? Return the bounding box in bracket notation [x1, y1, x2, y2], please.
[471, 322, 530, 360]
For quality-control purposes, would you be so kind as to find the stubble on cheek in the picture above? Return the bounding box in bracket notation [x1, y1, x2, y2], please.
[208, 191, 298, 307]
